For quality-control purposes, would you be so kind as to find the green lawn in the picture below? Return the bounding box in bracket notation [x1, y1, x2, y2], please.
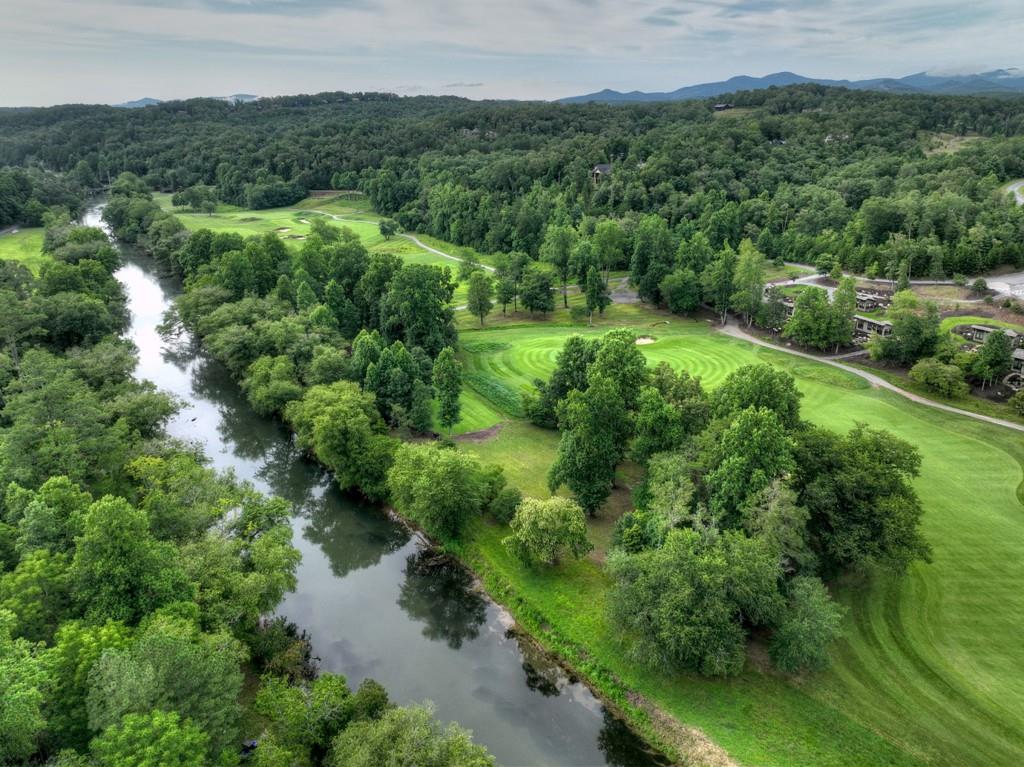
[454, 305, 1024, 767]
[0, 227, 46, 273]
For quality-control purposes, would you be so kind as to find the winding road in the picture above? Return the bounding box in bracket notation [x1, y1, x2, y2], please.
[717, 320, 1024, 433]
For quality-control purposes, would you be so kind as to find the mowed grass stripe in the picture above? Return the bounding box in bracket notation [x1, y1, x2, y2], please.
[458, 306, 1024, 767]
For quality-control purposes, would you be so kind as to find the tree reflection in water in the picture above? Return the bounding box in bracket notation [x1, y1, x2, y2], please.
[598, 710, 674, 767]
[303, 490, 410, 579]
[398, 549, 487, 649]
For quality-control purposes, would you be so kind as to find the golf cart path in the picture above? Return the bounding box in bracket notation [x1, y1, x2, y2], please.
[718, 320, 1024, 433]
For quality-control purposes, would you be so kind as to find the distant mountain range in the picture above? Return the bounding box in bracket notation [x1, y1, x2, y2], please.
[560, 69, 1024, 104]
[113, 94, 260, 108]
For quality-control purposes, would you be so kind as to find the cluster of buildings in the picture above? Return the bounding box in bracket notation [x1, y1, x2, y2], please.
[956, 324, 1024, 388]
[766, 285, 894, 342]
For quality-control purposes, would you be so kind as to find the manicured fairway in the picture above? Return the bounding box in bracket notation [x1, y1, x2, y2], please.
[0, 227, 46, 273]
[457, 306, 1024, 767]
[154, 195, 471, 303]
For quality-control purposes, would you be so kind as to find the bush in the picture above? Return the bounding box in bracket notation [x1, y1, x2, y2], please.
[1010, 390, 1024, 417]
[770, 576, 846, 673]
[489, 486, 522, 524]
[503, 497, 592, 566]
[908, 357, 969, 398]
[970, 278, 988, 295]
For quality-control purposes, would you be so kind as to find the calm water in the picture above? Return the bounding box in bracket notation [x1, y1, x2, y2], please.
[89, 205, 670, 767]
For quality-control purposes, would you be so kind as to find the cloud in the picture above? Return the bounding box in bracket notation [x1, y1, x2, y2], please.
[1, 0, 1021, 105]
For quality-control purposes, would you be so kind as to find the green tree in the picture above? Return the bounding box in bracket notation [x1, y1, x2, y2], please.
[503, 497, 592, 566]
[432, 347, 462, 435]
[540, 224, 578, 308]
[387, 444, 488, 539]
[86, 616, 245, 762]
[70, 496, 191, 624]
[43, 620, 133, 751]
[588, 328, 648, 411]
[328, 703, 496, 767]
[466, 271, 494, 326]
[524, 335, 599, 428]
[782, 288, 835, 350]
[520, 266, 555, 315]
[378, 219, 398, 240]
[495, 276, 516, 315]
[631, 387, 685, 465]
[608, 529, 783, 676]
[701, 245, 737, 323]
[285, 382, 395, 501]
[705, 407, 795, 522]
[0, 609, 50, 763]
[89, 710, 208, 767]
[972, 330, 1013, 388]
[712, 363, 802, 428]
[0, 550, 72, 643]
[584, 266, 610, 324]
[243, 355, 304, 416]
[869, 291, 941, 366]
[659, 268, 700, 315]
[770, 576, 846, 673]
[730, 239, 766, 326]
[548, 375, 629, 515]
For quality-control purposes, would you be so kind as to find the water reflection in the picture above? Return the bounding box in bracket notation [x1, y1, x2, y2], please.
[398, 550, 487, 649]
[303, 489, 409, 579]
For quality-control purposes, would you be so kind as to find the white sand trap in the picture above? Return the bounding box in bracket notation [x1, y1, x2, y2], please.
[300, 219, 311, 224]
[635, 336, 656, 345]
[275, 227, 291, 233]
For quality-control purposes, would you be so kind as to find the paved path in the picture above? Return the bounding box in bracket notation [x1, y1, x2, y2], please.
[717, 320, 1024, 433]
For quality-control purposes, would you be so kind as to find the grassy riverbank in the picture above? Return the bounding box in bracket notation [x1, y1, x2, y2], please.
[455, 306, 1024, 767]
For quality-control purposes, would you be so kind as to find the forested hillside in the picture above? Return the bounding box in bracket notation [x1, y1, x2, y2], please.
[3, 86, 1024, 276]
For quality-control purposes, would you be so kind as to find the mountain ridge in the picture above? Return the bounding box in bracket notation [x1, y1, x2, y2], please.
[559, 69, 1024, 103]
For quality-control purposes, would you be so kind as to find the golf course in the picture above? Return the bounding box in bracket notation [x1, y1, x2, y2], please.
[155, 194, 1024, 766]
[455, 309, 1024, 767]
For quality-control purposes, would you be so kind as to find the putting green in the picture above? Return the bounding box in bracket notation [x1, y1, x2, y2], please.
[458, 307, 1024, 766]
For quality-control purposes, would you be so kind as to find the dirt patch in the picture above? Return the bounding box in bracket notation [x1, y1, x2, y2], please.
[453, 422, 505, 443]
[635, 336, 656, 345]
[630, 693, 739, 767]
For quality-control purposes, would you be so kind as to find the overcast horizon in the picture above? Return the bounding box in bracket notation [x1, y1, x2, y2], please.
[3, 0, 1022, 107]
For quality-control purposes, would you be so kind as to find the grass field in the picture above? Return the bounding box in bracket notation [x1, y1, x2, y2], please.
[0, 227, 46, 273]
[453, 304, 1024, 767]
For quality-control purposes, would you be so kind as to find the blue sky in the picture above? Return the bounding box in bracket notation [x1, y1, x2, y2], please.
[2, 0, 1021, 105]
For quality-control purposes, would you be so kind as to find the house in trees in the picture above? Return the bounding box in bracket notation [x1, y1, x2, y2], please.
[713, 103, 734, 112]
[590, 164, 612, 184]
[854, 315, 893, 339]
[962, 324, 1023, 348]
[1013, 349, 1024, 373]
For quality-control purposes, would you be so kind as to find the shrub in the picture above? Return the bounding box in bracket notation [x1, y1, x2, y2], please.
[489, 486, 522, 525]
[503, 497, 592, 566]
[1010, 390, 1024, 417]
[908, 357, 969, 398]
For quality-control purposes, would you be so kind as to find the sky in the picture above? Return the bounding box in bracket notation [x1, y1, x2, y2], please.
[2, 0, 1021, 106]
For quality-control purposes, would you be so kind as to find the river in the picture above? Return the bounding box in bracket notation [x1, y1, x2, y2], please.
[86, 205, 669, 767]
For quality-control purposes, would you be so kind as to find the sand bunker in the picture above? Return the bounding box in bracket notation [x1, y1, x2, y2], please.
[635, 336, 656, 345]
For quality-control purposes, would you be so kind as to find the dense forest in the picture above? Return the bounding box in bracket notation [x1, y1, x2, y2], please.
[3, 86, 1024, 277]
